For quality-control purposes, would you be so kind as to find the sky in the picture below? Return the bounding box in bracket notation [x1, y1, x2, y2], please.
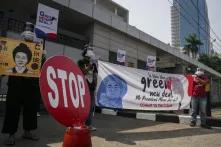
[112, 0, 221, 53]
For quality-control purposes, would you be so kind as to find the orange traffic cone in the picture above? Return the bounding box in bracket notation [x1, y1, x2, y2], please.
[62, 125, 92, 147]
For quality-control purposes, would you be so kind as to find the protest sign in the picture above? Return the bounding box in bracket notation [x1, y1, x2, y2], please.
[0, 37, 43, 77]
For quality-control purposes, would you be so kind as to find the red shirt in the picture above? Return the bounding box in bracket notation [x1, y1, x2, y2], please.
[192, 76, 208, 97]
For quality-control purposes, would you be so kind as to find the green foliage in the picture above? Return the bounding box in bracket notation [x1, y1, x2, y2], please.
[198, 54, 221, 73]
[184, 33, 203, 58]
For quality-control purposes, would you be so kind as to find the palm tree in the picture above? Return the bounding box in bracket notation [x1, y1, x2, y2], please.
[184, 33, 203, 58]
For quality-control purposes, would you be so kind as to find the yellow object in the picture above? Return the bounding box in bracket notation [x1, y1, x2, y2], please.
[205, 83, 210, 92]
[0, 37, 43, 77]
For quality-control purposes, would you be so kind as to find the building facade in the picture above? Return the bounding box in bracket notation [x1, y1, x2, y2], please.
[171, 0, 210, 54]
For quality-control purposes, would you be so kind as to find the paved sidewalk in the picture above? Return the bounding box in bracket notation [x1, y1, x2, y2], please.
[1, 113, 221, 147]
[0, 114, 65, 147]
[97, 107, 221, 127]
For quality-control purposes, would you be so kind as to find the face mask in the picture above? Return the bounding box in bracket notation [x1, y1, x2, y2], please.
[85, 50, 96, 60]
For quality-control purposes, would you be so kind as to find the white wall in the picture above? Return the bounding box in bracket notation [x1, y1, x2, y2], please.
[93, 23, 156, 67]
[45, 41, 83, 63]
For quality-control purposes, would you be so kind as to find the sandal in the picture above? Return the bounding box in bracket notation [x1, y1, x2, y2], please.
[22, 132, 39, 141]
[4, 135, 15, 146]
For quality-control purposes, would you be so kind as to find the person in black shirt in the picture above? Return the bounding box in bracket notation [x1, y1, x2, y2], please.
[2, 43, 41, 145]
[78, 45, 97, 131]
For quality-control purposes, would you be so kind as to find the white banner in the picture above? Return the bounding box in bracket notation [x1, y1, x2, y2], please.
[96, 61, 191, 110]
[117, 49, 126, 63]
[35, 3, 59, 38]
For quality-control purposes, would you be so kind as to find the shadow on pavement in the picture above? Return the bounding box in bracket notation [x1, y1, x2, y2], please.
[92, 114, 221, 145]
[0, 114, 65, 147]
[1, 113, 221, 146]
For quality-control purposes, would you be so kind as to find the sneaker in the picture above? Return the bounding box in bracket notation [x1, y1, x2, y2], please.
[37, 112, 41, 117]
[22, 131, 39, 141]
[4, 135, 15, 145]
[88, 126, 97, 131]
[201, 124, 212, 129]
[190, 121, 196, 127]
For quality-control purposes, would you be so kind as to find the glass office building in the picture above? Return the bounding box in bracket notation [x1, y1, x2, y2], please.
[171, 0, 210, 54]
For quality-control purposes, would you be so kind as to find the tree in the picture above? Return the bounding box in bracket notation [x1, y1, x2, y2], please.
[198, 54, 210, 65]
[184, 33, 203, 58]
[198, 54, 221, 73]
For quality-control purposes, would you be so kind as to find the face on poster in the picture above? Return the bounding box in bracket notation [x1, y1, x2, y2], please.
[117, 49, 126, 63]
[0, 37, 43, 77]
[146, 55, 156, 68]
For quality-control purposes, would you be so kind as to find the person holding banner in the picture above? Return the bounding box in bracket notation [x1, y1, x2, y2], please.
[78, 45, 97, 131]
[1, 43, 40, 145]
[189, 68, 211, 129]
[7, 43, 32, 74]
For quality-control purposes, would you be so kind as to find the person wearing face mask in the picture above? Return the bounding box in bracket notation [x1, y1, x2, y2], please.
[2, 43, 39, 146]
[78, 44, 98, 131]
[189, 68, 211, 129]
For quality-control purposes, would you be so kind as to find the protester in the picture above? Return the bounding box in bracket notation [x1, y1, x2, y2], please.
[78, 44, 97, 131]
[2, 40, 41, 145]
[189, 68, 211, 129]
[2, 76, 39, 145]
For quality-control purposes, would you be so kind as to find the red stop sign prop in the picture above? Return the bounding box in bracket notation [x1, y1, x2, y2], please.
[39, 55, 91, 127]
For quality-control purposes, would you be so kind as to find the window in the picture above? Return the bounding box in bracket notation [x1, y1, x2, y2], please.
[109, 51, 117, 64]
[137, 60, 146, 70]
